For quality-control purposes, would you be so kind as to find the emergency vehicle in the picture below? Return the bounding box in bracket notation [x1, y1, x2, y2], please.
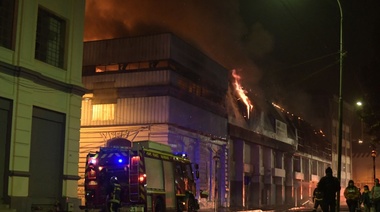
[81, 138, 200, 212]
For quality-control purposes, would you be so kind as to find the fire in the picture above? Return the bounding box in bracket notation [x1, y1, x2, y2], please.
[231, 69, 253, 118]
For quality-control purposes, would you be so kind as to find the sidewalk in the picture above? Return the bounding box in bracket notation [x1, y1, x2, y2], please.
[198, 204, 294, 212]
[198, 204, 350, 212]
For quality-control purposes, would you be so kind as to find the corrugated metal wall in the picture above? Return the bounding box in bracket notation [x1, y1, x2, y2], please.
[168, 97, 228, 138]
[170, 35, 228, 87]
[83, 34, 172, 65]
[81, 96, 170, 126]
[81, 94, 228, 137]
[83, 33, 228, 92]
[83, 70, 171, 89]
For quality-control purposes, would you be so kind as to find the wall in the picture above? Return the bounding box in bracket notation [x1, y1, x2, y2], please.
[0, 0, 85, 210]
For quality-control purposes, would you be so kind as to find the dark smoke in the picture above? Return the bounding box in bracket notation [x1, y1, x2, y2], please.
[84, 0, 278, 96]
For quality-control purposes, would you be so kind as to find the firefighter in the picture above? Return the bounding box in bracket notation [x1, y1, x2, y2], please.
[313, 184, 323, 212]
[107, 176, 121, 212]
[361, 185, 372, 212]
[344, 180, 361, 212]
[317, 167, 340, 212]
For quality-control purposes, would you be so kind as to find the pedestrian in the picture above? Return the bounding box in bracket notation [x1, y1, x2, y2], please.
[361, 185, 372, 212]
[344, 180, 361, 212]
[317, 167, 341, 212]
[107, 176, 121, 212]
[313, 184, 323, 212]
[372, 178, 380, 212]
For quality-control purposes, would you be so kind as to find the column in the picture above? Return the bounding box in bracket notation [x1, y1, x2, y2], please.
[230, 139, 244, 208]
[263, 147, 274, 205]
[251, 144, 263, 208]
[284, 154, 294, 205]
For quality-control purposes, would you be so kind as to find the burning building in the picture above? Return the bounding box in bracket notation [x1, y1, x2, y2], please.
[79, 33, 336, 210]
[79, 33, 229, 208]
[226, 81, 332, 208]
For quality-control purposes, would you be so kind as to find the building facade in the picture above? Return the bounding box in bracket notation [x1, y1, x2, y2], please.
[79, 34, 230, 208]
[0, 0, 86, 211]
[227, 96, 332, 209]
[79, 33, 337, 210]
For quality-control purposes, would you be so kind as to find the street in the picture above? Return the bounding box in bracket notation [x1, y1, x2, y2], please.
[198, 204, 351, 212]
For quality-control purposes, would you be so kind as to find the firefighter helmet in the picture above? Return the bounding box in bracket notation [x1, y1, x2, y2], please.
[110, 176, 118, 184]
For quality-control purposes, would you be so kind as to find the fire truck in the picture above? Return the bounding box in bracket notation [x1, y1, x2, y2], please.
[81, 138, 200, 212]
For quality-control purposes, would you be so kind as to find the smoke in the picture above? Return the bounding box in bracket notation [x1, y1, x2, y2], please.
[84, 0, 276, 94]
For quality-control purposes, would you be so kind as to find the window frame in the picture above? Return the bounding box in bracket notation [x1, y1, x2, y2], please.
[35, 7, 67, 69]
[0, 0, 17, 49]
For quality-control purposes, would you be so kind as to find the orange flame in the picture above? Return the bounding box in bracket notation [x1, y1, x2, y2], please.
[232, 69, 253, 118]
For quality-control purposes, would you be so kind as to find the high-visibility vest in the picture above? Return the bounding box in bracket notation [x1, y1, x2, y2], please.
[314, 190, 323, 201]
[109, 183, 121, 203]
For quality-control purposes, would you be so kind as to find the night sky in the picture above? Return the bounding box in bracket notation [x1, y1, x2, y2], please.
[84, 0, 380, 118]
[239, 0, 380, 112]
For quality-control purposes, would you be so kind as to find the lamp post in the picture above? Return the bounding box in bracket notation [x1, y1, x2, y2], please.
[372, 149, 377, 181]
[356, 101, 364, 144]
[336, 0, 344, 211]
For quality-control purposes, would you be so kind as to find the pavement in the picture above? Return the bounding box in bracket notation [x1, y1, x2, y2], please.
[198, 204, 351, 212]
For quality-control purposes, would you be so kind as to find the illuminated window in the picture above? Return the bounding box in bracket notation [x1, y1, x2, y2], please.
[92, 104, 115, 121]
[95, 65, 106, 73]
[0, 0, 15, 49]
[96, 64, 120, 72]
[35, 7, 66, 68]
[92, 60, 172, 74]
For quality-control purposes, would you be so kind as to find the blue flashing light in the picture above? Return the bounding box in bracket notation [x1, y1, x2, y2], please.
[90, 159, 97, 164]
[118, 158, 123, 163]
[175, 152, 188, 158]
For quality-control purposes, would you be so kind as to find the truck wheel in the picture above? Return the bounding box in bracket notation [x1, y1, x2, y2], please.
[155, 198, 165, 212]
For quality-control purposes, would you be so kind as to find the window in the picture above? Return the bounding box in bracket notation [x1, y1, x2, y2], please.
[95, 64, 119, 73]
[293, 156, 300, 172]
[35, 7, 66, 68]
[92, 104, 115, 121]
[311, 160, 318, 175]
[0, 0, 16, 49]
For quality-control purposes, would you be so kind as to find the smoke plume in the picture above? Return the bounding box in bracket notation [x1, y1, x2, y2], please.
[84, 0, 276, 94]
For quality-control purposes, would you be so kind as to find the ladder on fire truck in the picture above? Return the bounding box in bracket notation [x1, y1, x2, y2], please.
[129, 154, 140, 202]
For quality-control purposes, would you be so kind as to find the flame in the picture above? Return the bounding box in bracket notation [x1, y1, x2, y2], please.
[231, 69, 253, 118]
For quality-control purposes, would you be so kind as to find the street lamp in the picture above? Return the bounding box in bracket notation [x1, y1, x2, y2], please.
[372, 149, 377, 181]
[356, 101, 364, 144]
[336, 0, 344, 211]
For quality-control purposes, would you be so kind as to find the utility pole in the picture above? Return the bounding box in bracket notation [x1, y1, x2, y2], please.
[336, 0, 344, 211]
[372, 149, 377, 181]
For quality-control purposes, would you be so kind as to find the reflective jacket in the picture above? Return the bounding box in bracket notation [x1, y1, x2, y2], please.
[344, 185, 360, 200]
[109, 182, 121, 203]
[313, 188, 323, 201]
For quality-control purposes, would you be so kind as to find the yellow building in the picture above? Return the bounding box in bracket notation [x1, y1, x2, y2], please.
[0, 0, 85, 211]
